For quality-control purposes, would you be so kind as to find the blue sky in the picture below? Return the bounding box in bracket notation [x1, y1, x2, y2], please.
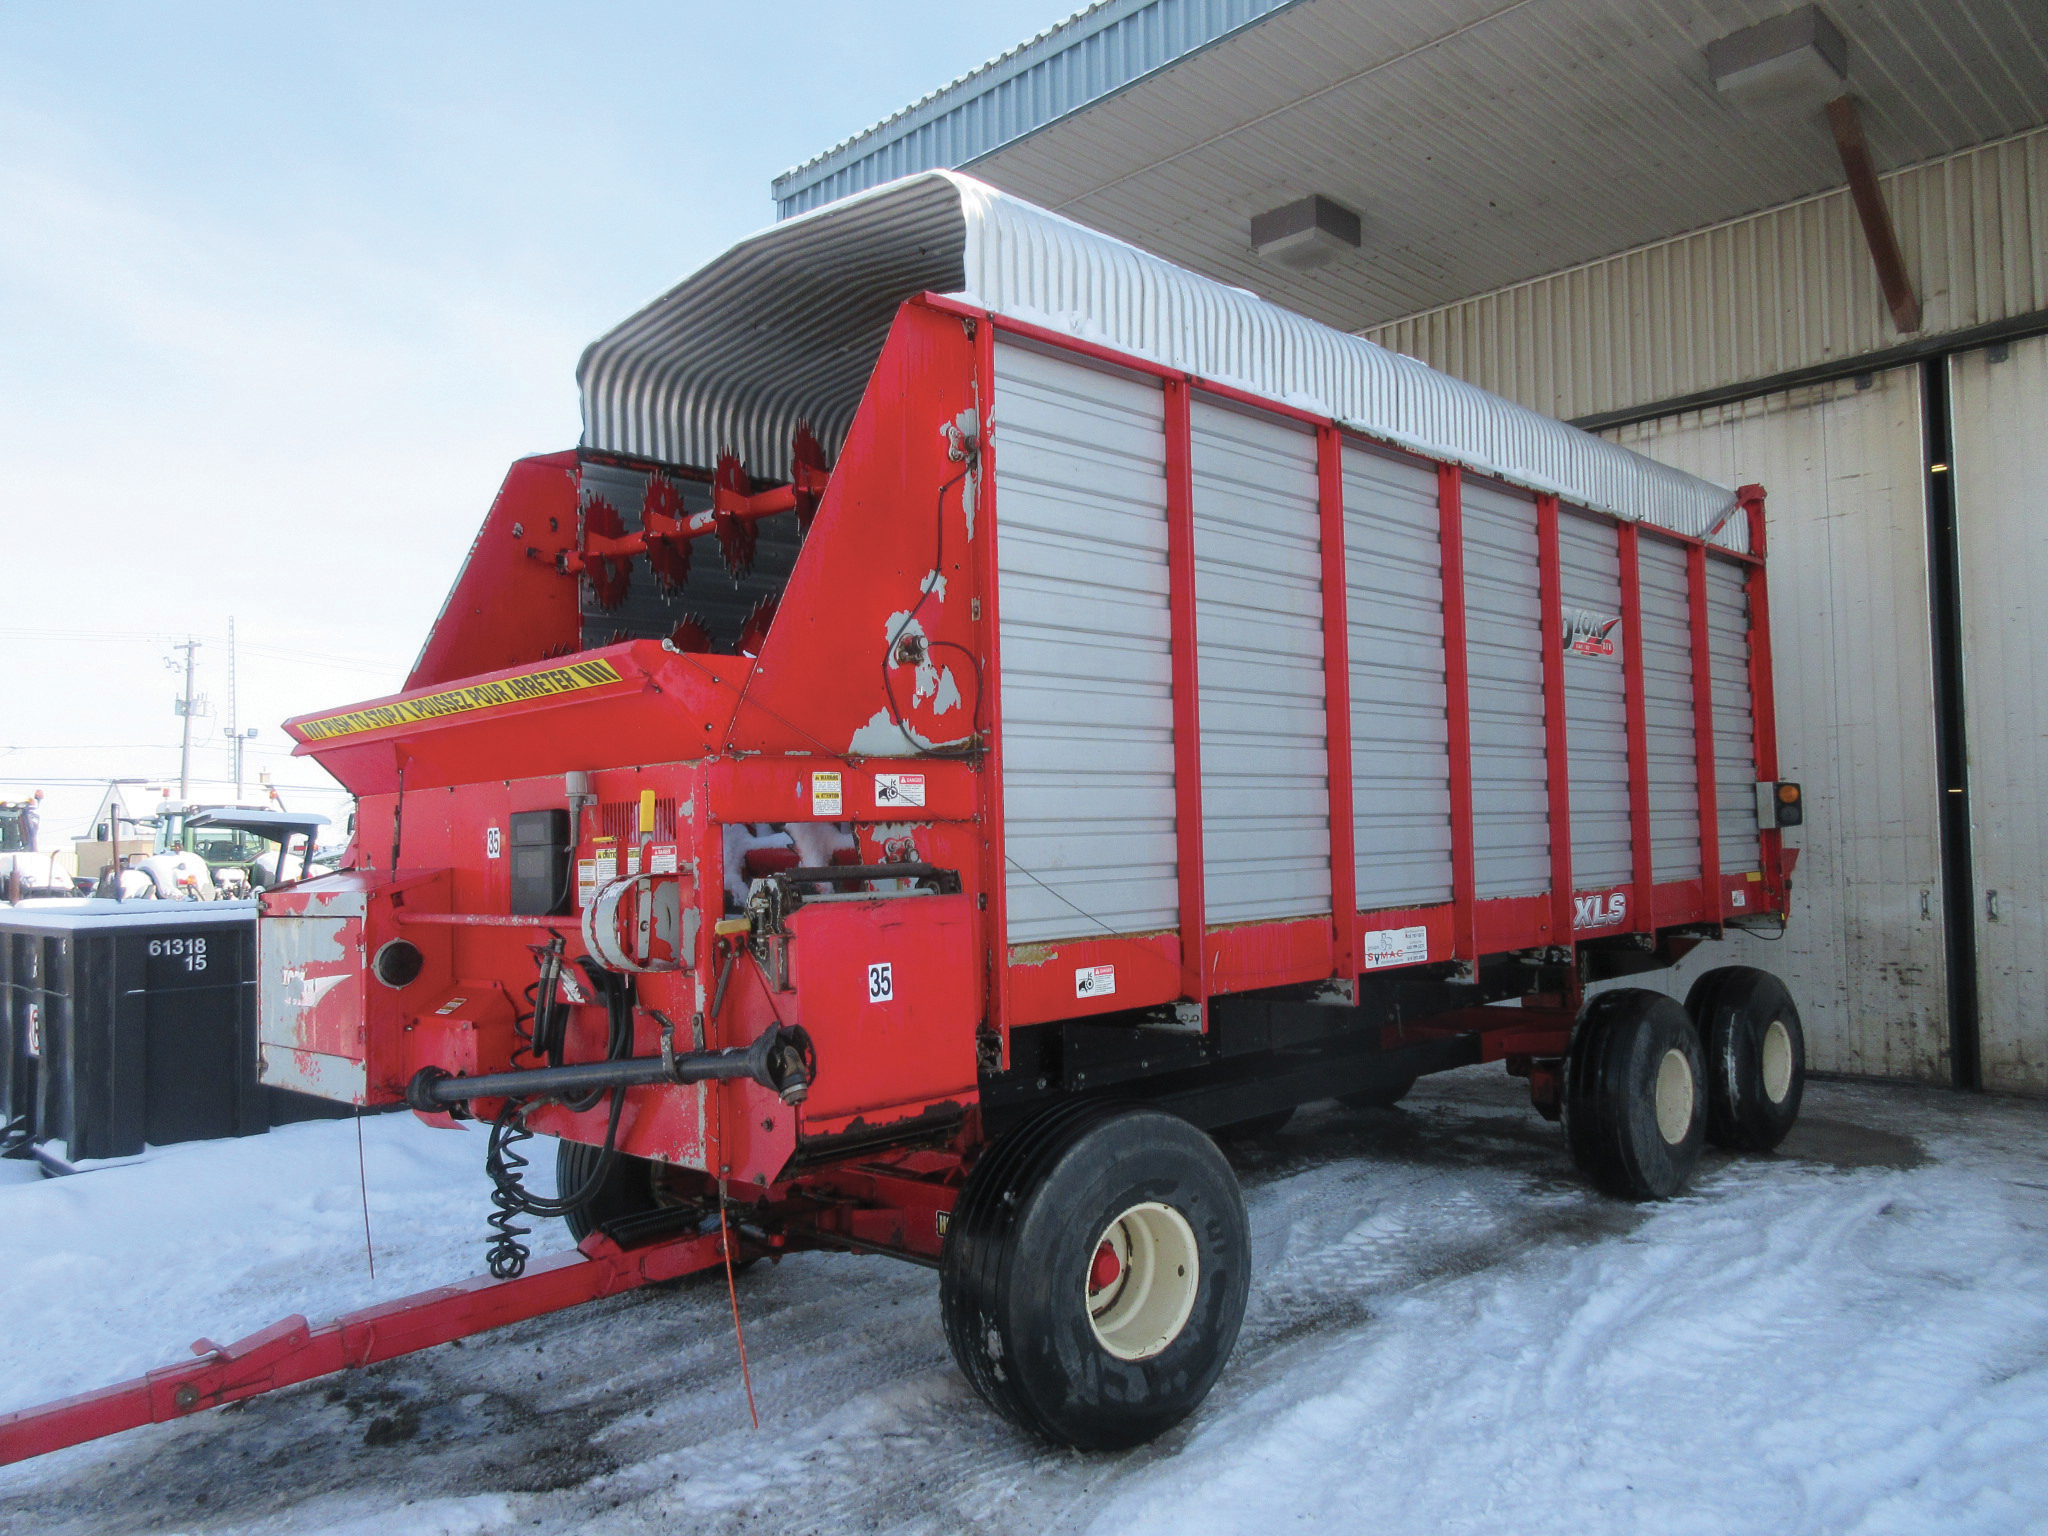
[0, 1, 1063, 842]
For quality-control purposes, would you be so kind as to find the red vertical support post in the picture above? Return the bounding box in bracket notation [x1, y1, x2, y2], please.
[1686, 542, 1722, 919]
[1164, 380, 1207, 1006]
[969, 314, 1012, 1038]
[1438, 464, 1478, 961]
[1536, 495, 1574, 947]
[1317, 427, 1358, 981]
[1617, 523, 1656, 933]
[1739, 484, 1785, 901]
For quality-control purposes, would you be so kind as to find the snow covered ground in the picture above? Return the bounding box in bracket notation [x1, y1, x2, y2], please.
[3, 1070, 2045, 1536]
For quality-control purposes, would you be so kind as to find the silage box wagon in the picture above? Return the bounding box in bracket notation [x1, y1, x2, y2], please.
[1, 172, 1806, 1461]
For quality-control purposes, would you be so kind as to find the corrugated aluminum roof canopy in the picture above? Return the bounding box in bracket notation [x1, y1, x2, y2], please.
[773, 0, 2047, 335]
[579, 172, 1739, 538]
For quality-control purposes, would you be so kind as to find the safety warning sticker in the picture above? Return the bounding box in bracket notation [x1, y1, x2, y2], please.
[293, 658, 623, 741]
[874, 772, 926, 808]
[649, 844, 678, 874]
[1361, 925, 1429, 969]
[812, 771, 843, 816]
[575, 858, 597, 907]
[1075, 963, 1116, 999]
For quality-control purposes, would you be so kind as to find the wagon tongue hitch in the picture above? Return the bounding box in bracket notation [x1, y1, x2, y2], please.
[404, 1022, 815, 1111]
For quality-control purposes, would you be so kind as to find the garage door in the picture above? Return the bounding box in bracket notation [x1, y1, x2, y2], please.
[1604, 367, 1949, 1082]
[1950, 335, 2048, 1093]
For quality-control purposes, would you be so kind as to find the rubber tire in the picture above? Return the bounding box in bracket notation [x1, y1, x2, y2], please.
[556, 1142, 667, 1244]
[1686, 967, 1805, 1152]
[1338, 1074, 1418, 1111]
[1212, 1107, 1293, 1140]
[940, 1102, 1250, 1451]
[1563, 989, 1706, 1201]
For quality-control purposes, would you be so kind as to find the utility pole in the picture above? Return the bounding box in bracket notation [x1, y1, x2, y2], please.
[229, 617, 241, 798]
[173, 638, 200, 800]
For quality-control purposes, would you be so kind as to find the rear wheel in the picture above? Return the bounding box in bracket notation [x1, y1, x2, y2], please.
[1564, 989, 1705, 1200]
[940, 1102, 1250, 1450]
[1686, 967, 1804, 1152]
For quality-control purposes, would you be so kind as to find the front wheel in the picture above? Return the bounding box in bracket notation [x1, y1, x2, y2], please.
[556, 1142, 686, 1244]
[940, 1102, 1250, 1450]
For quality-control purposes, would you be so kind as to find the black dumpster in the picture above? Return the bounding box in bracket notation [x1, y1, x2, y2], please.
[0, 899, 343, 1163]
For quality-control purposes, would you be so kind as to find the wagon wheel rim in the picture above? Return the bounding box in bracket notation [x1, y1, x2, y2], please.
[1085, 1201, 1200, 1361]
[1654, 1047, 1695, 1145]
[1760, 1018, 1795, 1104]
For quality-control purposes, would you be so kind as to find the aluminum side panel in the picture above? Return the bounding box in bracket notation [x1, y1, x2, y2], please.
[1342, 445, 1454, 909]
[1558, 509, 1632, 889]
[1636, 537, 1702, 882]
[1461, 478, 1550, 899]
[994, 339, 1179, 945]
[1190, 398, 1331, 925]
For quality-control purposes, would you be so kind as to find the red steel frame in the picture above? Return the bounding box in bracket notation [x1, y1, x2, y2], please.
[1616, 522, 1658, 934]
[1741, 485, 1787, 908]
[1536, 495, 1575, 945]
[1164, 378, 1209, 1009]
[1687, 543, 1723, 907]
[1317, 425, 1359, 981]
[970, 315, 1015, 1042]
[1438, 465, 1480, 962]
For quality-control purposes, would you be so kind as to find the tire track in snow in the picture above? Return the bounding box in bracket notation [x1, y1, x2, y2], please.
[5, 1076, 2040, 1536]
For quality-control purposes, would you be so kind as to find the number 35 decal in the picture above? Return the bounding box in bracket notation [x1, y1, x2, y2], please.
[867, 962, 893, 1003]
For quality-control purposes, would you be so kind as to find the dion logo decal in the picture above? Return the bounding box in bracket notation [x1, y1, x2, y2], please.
[1563, 608, 1622, 658]
[1574, 890, 1628, 929]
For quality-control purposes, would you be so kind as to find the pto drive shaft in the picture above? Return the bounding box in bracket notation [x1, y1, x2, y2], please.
[405, 1024, 813, 1110]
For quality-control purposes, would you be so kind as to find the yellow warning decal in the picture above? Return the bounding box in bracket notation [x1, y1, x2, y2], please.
[295, 659, 624, 742]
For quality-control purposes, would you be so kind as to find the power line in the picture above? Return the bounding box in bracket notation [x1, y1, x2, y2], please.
[0, 626, 405, 675]
[0, 776, 350, 793]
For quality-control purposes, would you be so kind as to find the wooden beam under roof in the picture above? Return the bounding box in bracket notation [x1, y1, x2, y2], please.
[1827, 94, 1922, 334]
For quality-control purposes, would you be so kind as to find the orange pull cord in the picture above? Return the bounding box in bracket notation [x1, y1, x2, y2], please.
[718, 1187, 760, 1429]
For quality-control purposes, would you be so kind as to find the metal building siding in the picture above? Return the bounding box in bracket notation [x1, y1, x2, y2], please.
[971, 0, 2043, 345]
[772, 0, 1300, 217]
[993, 340, 1181, 944]
[1951, 333, 2048, 1092]
[1459, 479, 1550, 899]
[1189, 398, 1332, 924]
[1365, 125, 2048, 427]
[1556, 511, 1632, 890]
[1704, 560, 1763, 877]
[1604, 367, 1948, 1082]
[1635, 538, 1702, 883]
[1341, 444, 1454, 910]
